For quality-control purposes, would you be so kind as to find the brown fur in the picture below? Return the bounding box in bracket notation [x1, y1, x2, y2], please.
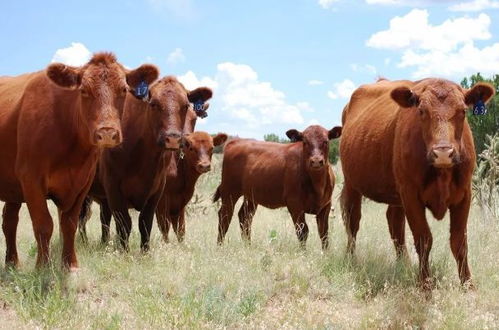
[214, 125, 341, 249]
[340, 78, 495, 287]
[0, 52, 159, 270]
[156, 131, 227, 242]
[78, 77, 213, 251]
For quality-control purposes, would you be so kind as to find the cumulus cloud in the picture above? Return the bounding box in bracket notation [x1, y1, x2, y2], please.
[318, 0, 340, 9]
[366, 9, 499, 78]
[181, 63, 309, 129]
[51, 42, 91, 66]
[327, 79, 356, 100]
[167, 48, 186, 65]
[449, 0, 499, 11]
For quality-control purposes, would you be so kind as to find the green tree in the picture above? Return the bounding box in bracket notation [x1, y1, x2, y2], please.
[328, 139, 340, 164]
[263, 133, 290, 144]
[460, 73, 499, 156]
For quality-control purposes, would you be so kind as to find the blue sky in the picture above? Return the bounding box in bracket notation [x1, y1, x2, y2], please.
[1, 0, 499, 138]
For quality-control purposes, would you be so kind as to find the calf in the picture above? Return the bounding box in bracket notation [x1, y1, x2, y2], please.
[340, 78, 494, 287]
[214, 125, 341, 249]
[156, 132, 228, 242]
[78, 76, 213, 251]
[0, 53, 158, 269]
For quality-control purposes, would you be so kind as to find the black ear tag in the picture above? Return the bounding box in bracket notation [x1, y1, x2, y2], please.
[193, 101, 208, 118]
[135, 80, 149, 101]
[473, 99, 487, 115]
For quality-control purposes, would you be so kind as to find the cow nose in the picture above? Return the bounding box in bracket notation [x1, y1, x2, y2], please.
[164, 131, 182, 150]
[95, 127, 121, 147]
[197, 162, 211, 173]
[431, 145, 454, 168]
[310, 157, 325, 169]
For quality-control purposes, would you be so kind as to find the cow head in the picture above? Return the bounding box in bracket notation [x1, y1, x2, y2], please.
[391, 80, 495, 168]
[46, 52, 159, 148]
[286, 125, 342, 171]
[183, 132, 227, 174]
[144, 76, 213, 151]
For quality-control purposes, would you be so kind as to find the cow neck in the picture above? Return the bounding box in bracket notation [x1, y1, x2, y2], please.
[60, 93, 96, 154]
[174, 151, 201, 192]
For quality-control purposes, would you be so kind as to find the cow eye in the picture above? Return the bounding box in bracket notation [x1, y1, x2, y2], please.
[122, 87, 128, 95]
[80, 88, 90, 98]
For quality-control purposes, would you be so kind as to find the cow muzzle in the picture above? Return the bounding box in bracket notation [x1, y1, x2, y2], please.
[161, 131, 182, 151]
[430, 144, 455, 168]
[196, 161, 211, 174]
[309, 156, 325, 170]
[95, 127, 122, 147]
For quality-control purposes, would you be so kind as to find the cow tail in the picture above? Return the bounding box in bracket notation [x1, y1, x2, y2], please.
[213, 185, 221, 203]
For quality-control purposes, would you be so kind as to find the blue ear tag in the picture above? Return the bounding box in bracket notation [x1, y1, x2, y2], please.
[473, 99, 487, 115]
[135, 80, 149, 100]
[193, 101, 208, 118]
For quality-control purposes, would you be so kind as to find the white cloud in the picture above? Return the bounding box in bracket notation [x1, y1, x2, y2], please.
[327, 79, 356, 100]
[318, 0, 340, 9]
[367, 10, 499, 78]
[178, 70, 218, 90]
[308, 79, 324, 85]
[449, 0, 499, 11]
[51, 42, 91, 66]
[181, 63, 308, 128]
[167, 48, 186, 65]
[366, 0, 454, 5]
[147, 0, 195, 19]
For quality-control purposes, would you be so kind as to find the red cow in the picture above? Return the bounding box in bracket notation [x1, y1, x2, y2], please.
[156, 131, 228, 242]
[214, 125, 342, 249]
[340, 78, 495, 287]
[78, 77, 213, 251]
[0, 53, 159, 269]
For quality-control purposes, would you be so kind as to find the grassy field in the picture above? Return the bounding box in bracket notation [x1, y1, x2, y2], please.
[1, 155, 499, 329]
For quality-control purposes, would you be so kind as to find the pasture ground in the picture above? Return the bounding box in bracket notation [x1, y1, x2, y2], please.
[1, 155, 498, 329]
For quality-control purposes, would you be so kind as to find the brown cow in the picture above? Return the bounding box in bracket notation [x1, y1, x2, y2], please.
[156, 131, 228, 242]
[78, 77, 213, 251]
[214, 125, 342, 249]
[340, 78, 495, 287]
[0, 53, 159, 269]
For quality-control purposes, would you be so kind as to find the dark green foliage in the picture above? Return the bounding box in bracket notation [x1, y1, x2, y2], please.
[460, 73, 499, 156]
[263, 133, 290, 144]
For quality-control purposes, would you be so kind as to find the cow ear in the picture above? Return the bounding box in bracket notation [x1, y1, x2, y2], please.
[464, 82, 495, 107]
[286, 129, 303, 142]
[126, 64, 159, 98]
[188, 87, 213, 103]
[46, 63, 81, 89]
[328, 126, 342, 140]
[213, 133, 228, 147]
[391, 87, 420, 108]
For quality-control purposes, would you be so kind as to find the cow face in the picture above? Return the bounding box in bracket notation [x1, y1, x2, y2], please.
[286, 125, 342, 171]
[391, 80, 494, 168]
[46, 52, 159, 148]
[183, 132, 227, 174]
[146, 77, 213, 151]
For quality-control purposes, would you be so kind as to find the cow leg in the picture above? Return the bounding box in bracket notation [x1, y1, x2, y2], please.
[176, 209, 186, 243]
[22, 183, 53, 268]
[2, 202, 22, 267]
[78, 196, 92, 244]
[449, 191, 472, 286]
[100, 200, 112, 245]
[341, 183, 362, 254]
[288, 208, 308, 248]
[386, 205, 408, 258]
[60, 197, 89, 270]
[401, 192, 433, 288]
[217, 196, 236, 244]
[155, 197, 170, 243]
[238, 199, 257, 241]
[316, 202, 331, 251]
[113, 209, 132, 252]
[138, 193, 162, 252]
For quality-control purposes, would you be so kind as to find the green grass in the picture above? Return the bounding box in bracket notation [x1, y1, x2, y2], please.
[1, 155, 499, 329]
